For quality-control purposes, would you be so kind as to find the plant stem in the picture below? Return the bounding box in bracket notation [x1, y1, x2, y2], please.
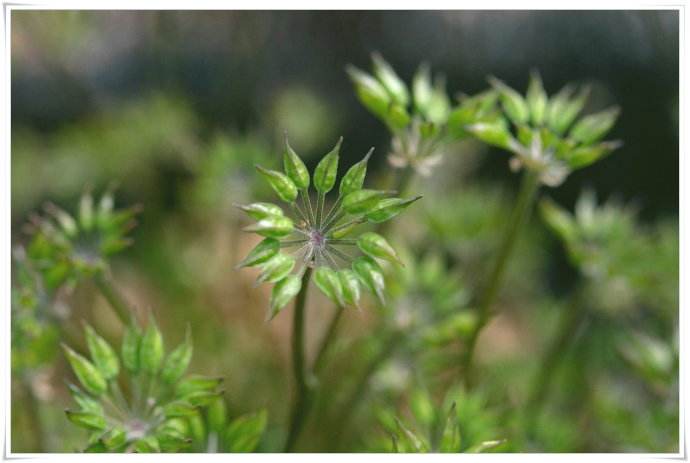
[93, 271, 134, 325]
[312, 305, 345, 375]
[21, 377, 45, 452]
[284, 267, 313, 452]
[462, 169, 540, 387]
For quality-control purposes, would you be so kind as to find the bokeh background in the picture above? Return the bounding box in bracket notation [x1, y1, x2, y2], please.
[11, 10, 679, 453]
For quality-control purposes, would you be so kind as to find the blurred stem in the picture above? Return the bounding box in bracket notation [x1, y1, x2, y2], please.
[93, 271, 133, 326]
[22, 378, 45, 452]
[462, 169, 540, 387]
[312, 305, 345, 375]
[284, 267, 313, 452]
[393, 165, 413, 196]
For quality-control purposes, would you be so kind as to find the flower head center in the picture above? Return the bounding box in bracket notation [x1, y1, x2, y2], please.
[309, 229, 327, 250]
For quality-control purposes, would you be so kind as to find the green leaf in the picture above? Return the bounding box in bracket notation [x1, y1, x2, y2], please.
[338, 269, 361, 308]
[243, 215, 293, 239]
[526, 71, 548, 126]
[489, 76, 530, 125]
[256, 253, 296, 285]
[314, 138, 341, 194]
[83, 323, 119, 380]
[365, 196, 422, 223]
[569, 107, 620, 145]
[357, 232, 402, 265]
[268, 274, 302, 320]
[121, 321, 141, 374]
[62, 344, 107, 396]
[352, 256, 386, 304]
[342, 189, 389, 215]
[314, 267, 345, 306]
[160, 326, 193, 385]
[236, 238, 280, 268]
[347, 65, 391, 119]
[65, 409, 106, 431]
[140, 317, 164, 374]
[224, 410, 268, 453]
[371, 52, 409, 106]
[255, 165, 298, 203]
[236, 202, 284, 221]
[339, 148, 374, 197]
[283, 137, 310, 190]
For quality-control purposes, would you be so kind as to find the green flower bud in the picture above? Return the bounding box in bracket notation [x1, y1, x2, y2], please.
[236, 202, 284, 221]
[67, 383, 103, 415]
[256, 253, 295, 285]
[224, 410, 268, 453]
[121, 321, 141, 374]
[371, 52, 409, 106]
[65, 409, 107, 431]
[314, 138, 341, 194]
[343, 189, 389, 215]
[79, 192, 95, 231]
[338, 269, 361, 308]
[208, 396, 228, 433]
[330, 221, 359, 239]
[101, 427, 127, 450]
[365, 196, 422, 223]
[546, 85, 580, 134]
[161, 327, 193, 384]
[255, 165, 298, 203]
[413, 64, 433, 115]
[466, 120, 517, 151]
[339, 148, 373, 197]
[347, 66, 391, 119]
[526, 71, 548, 126]
[62, 344, 107, 396]
[387, 104, 412, 129]
[176, 375, 224, 397]
[83, 322, 120, 380]
[425, 80, 451, 125]
[236, 238, 280, 268]
[352, 256, 386, 304]
[357, 232, 402, 265]
[553, 86, 589, 134]
[140, 317, 164, 374]
[569, 107, 620, 145]
[134, 436, 160, 453]
[268, 274, 302, 320]
[489, 76, 530, 125]
[163, 400, 198, 418]
[539, 198, 577, 245]
[283, 137, 310, 190]
[243, 215, 293, 239]
[566, 140, 622, 169]
[314, 267, 345, 306]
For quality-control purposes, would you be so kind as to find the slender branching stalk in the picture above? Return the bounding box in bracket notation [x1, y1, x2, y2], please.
[312, 305, 345, 376]
[93, 271, 135, 325]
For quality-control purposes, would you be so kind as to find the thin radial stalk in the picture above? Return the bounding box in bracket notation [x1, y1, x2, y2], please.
[316, 193, 325, 228]
[303, 190, 316, 225]
[321, 210, 346, 233]
[321, 197, 342, 229]
[327, 218, 365, 235]
[327, 246, 354, 264]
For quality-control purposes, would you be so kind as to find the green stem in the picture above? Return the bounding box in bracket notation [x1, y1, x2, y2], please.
[94, 271, 134, 325]
[284, 268, 313, 452]
[462, 169, 540, 387]
[312, 305, 345, 375]
[22, 377, 45, 452]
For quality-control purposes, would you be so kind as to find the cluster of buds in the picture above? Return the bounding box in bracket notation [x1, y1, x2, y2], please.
[468, 73, 621, 186]
[63, 317, 223, 452]
[237, 136, 420, 318]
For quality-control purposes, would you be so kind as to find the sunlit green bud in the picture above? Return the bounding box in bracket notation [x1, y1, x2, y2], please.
[546, 84, 576, 133]
[330, 221, 359, 239]
[553, 86, 589, 134]
[188, 410, 206, 444]
[347, 65, 391, 118]
[256, 253, 295, 284]
[516, 124, 534, 147]
[243, 215, 293, 239]
[340, 148, 373, 197]
[412, 64, 433, 115]
[255, 165, 298, 203]
[352, 256, 386, 304]
[236, 202, 284, 221]
[387, 104, 412, 129]
[79, 192, 95, 231]
[163, 400, 198, 418]
[526, 71, 548, 126]
[268, 274, 302, 320]
[67, 383, 104, 415]
[236, 238, 280, 268]
[101, 427, 127, 450]
[357, 232, 402, 265]
[569, 107, 620, 145]
[83, 322, 120, 380]
[440, 403, 460, 452]
[140, 317, 164, 374]
[224, 410, 268, 453]
[420, 121, 440, 139]
[489, 76, 530, 125]
[134, 436, 160, 453]
[51, 207, 78, 237]
[176, 376, 224, 397]
[65, 409, 107, 431]
[314, 267, 345, 306]
[157, 425, 190, 453]
[121, 321, 141, 374]
[283, 137, 310, 190]
[566, 140, 622, 169]
[539, 198, 577, 244]
[62, 344, 107, 396]
[466, 119, 517, 151]
[208, 396, 228, 433]
[161, 326, 193, 384]
[365, 196, 422, 223]
[338, 269, 361, 308]
[425, 79, 451, 125]
[314, 138, 341, 194]
[371, 52, 409, 106]
[343, 189, 389, 215]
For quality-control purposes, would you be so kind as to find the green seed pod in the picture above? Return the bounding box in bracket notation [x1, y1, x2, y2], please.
[526, 71, 548, 126]
[52, 207, 78, 237]
[371, 52, 409, 106]
[352, 256, 386, 304]
[255, 165, 298, 203]
[343, 189, 389, 215]
[347, 65, 391, 119]
[188, 410, 206, 444]
[236, 238, 280, 268]
[161, 326, 193, 385]
[268, 274, 302, 320]
[425, 80, 451, 125]
[101, 427, 127, 450]
[314, 138, 341, 194]
[256, 253, 295, 285]
[365, 196, 422, 223]
[489, 76, 530, 125]
[466, 120, 517, 151]
[140, 317, 164, 374]
[566, 140, 622, 169]
[224, 410, 268, 453]
[65, 409, 107, 431]
[338, 269, 361, 308]
[330, 221, 359, 239]
[186, 390, 224, 407]
[387, 104, 412, 129]
[569, 107, 620, 145]
[357, 232, 403, 265]
[553, 86, 589, 134]
[314, 267, 345, 306]
[546, 84, 576, 133]
[339, 148, 374, 197]
[79, 191, 95, 231]
[208, 396, 228, 433]
[134, 436, 160, 453]
[163, 400, 198, 418]
[539, 198, 577, 245]
[413, 64, 433, 115]
[176, 375, 224, 397]
[283, 137, 310, 190]
[237, 202, 284, 221]
[67, 383, 104, 415]
[243, 215, 293, 239]
[62, 344, 107, 396]
[121, 321, 141, 374]
[83, 322, 120, 380]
